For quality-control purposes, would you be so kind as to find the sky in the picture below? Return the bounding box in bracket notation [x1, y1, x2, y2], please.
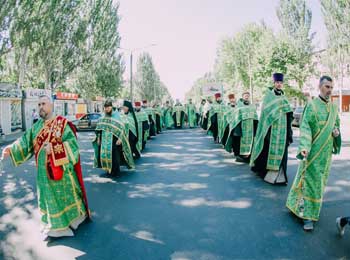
[118, 0, 327, 100]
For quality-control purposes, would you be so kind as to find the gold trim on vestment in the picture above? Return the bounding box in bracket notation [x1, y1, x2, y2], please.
[42, 213, 87, 232]
[64, 141, 77, 165]
[40, 200, 83, 218]
[286, 204, 319, 222]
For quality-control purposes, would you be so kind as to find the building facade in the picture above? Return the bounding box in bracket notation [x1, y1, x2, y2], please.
[0, 83, 23, 135]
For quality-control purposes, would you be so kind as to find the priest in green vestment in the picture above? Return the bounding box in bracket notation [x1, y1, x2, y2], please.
[221, 93, 237, 146]
[186, 98, 197, 128]
[93, 99, 135, 177]
[286, 76, 341, 231]
[197, 99, 206, 126]
[142, 100, 156, 137]
[134, 101, 150, 151]
[154, 104, 163, 134]
[201, 98, 210, 130]
[224, 92, 258, 163]
[163, 101, 174, 129]
[2, 95, 89, 239]
[121, 100, 141, 159]
[207, 93, 227, 143]
[172, 99, 186, 129]
[250, 73, 293, 185]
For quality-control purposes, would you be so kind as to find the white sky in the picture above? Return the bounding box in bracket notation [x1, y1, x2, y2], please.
[118, 0, 326, 100]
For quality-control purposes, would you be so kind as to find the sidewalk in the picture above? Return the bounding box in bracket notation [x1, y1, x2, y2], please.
[0, 130, 23, 147]
[341, 112, 350, 123]
[341, 113, 350, 141]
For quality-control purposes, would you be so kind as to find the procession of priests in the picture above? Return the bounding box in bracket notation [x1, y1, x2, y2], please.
[0, 72, 344, 242]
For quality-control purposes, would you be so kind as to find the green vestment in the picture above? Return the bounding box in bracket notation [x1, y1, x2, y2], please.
[163, 106, 174, 128]
[143, 107, 156, 136]
[9, 117, 87, 231]
[221, 105, 235, 143]
[186, 103, 197, 128]
[135, 110, 149, 151]
[286, 98, 341, 221]
[207, 102, 227, 141]
[121, 113, 140, 154]
[172, 105, 186, 127]
[93, 116, 135, 172]
[154, 106, 164, 128]
[225, 101, 258, 155]
[250, 88, 293, 171]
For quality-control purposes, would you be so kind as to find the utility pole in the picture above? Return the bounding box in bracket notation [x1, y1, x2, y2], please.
[130, 52, 133, 102]
[248, 52, 253, 104]
[339, 44, 343, 115]
[120, 44, 156, 102]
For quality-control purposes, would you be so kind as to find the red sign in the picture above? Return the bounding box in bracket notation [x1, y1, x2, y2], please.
[55, 92, 79, 100]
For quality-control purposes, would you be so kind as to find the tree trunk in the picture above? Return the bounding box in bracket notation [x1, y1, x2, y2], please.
[18, 47, 28, 88]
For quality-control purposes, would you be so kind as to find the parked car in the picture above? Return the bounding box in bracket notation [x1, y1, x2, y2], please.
[65, 115, 78, 122]
[292, 106, 304, 127]
[71, 113, 102, 131]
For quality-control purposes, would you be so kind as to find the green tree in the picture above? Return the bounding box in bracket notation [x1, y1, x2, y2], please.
[30, 0, 89, 90]
[320, 0, 350, 81]
[0, 0, 124, 98]
[76, 0, 124, 98]
[0, 0, 16, 58]
[77, 55, 124, 98]
[185, 72, 217, 103]
[134, 52, 170, 103]
[214, 23, 275, 100]
[0, 1, 90, 88]
[276, 0, 315, 92]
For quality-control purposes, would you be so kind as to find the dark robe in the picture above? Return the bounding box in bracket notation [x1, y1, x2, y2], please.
[201, 111, 209, 130]
[155, 114, 162, 134]
[142, 121, 150, 150]
[149, 114, 156, 137]
[129, 131, 140, 159]
[123, 101, 140, 159]
[96, 131, 122, 176]
[220, 105, 236, 146]
[209, 113, 218, 142]
[230, 120, 258, 161]
[173, 105, 185, 129]
[251, 112, 293, 183]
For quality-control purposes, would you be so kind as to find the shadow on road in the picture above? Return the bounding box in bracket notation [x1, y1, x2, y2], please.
[0, 128, 350, 259]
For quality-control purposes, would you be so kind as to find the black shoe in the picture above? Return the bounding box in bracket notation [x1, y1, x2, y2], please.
[100, 173, 111, 178]
[100, 172, 119, 178]
[235, 156, 250, 163]
[235, 156, 245, 162]
[110, 172, 121, 178]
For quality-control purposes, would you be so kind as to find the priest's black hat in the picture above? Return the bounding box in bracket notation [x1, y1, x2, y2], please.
[123, 100, 133, 109]
[273, 73, 284, 82]
[123, 100, 135, 113]
[104, 99, 113, 107]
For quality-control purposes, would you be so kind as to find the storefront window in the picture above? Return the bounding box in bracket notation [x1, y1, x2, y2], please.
[54, 102, 64, 116]
[67, 102, 75, 116]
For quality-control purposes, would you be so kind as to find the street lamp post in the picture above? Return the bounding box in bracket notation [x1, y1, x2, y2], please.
[338, 44, 345, 115]
[130, 52, 133, 102]
[120, 44, 156, 102]
[248, 53, 253, 104]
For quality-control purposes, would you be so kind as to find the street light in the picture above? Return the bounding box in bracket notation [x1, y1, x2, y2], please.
[119, 44, 157, 102]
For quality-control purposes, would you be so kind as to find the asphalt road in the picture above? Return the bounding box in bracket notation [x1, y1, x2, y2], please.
[0, 127, 350, 260]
